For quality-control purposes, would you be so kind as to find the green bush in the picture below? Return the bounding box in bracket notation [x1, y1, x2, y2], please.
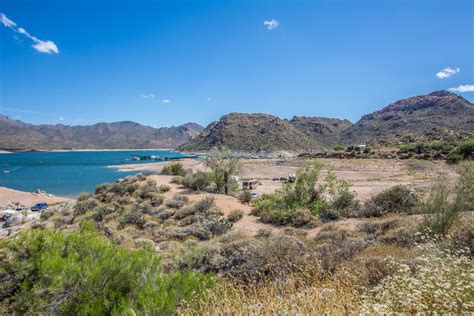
[161, 162, 187, 176]
[118, 211, 146, 229]
[227, 209, 244, 223]
[447, 138, 474, 163]
[239, 190, 252, 204]
[333, 145, 345, 151]
[158, 184, 171, 192]
[0, 222, 214, 315]
[252, 161, 359, 226]
[420, 168, 473, 237]
[182, 171, 211, 191]
[359, 185, 419, 217]
[458, 138, 474, 157]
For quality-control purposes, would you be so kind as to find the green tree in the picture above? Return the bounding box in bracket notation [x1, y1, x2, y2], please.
[205, 147, 241, 194]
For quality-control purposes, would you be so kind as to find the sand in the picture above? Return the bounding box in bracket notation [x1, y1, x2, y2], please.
[0, 187, 70, 209]
[121, 158, 460, 201]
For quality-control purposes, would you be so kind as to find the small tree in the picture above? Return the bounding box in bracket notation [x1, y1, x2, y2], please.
[205, 147, 241, 194]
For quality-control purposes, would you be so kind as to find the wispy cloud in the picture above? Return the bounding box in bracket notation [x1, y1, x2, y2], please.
[436, 67, 460, 79]
[207, 97, 212, 101]
[448, 84, 474, 93]
[264, 19, 279, 30]
[140, 93, 155, 99]
[1, 13, 16, 28]
[59, 117, 65, 121]
[162, 99, 171, 104]
[0, 13, 59, 54]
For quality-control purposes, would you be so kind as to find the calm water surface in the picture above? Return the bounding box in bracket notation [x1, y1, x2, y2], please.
[0, 150, 186, 197]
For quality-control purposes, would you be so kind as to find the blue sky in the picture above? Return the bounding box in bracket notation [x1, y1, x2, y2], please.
[1, 0, 473, 127]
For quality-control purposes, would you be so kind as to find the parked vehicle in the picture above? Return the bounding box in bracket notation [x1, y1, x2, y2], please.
[31, 203, 48, 212]
[251, 192, 261, 199]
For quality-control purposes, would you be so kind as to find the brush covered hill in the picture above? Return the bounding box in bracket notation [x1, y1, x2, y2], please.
[290, 116, 353, 147]
[343, 91, 474, 145]
[0, 116, 203, 150]
[179, 113, 331, 151]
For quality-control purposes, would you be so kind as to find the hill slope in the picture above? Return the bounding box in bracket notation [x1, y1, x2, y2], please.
[343, 91, 474, 145]
[0, 116, 203, 150]
[179, 113, 351, 151]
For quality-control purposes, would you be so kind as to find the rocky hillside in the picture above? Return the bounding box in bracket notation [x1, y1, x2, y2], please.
[179, 113, 325, 151]
[0, 116, 203, 150]
[290, 116, 353, 147]
[343, 91, 474, 145]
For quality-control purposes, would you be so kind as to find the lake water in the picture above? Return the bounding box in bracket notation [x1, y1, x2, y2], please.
[0, 150, 187, 197]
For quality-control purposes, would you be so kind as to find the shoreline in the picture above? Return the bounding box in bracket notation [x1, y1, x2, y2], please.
[0, 186, 71, 209]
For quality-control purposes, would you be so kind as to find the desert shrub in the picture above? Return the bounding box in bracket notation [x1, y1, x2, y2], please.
[165, 197, 187, 209]
[161, 162, 187, 176]
[239, 190, 252, 204]
[193, 196, 215, 213]
[362, 244, 473, 313]
[77, 192, 91, 201]
[118, 211, 146, 229]
[73, 198, 97, 215]
[174, 206, 196, 220]
[458, 138, 474, 157]
[39, 209, 54, 221]
[0, 223, 214, 315]
[95, 183, 112, 196]
[333, 144, 345, 151]
[252, 161, 359, 226]
[312, 225, 367, 272]
[182, 171, 211, 191]
[158, 184, 171, 192]
[359, 185, 419, 217]
[448, 138, 474, 163]
[255, 228, 273, 238]
[419, 170, 473, 237]
[227, 209, 244, 223]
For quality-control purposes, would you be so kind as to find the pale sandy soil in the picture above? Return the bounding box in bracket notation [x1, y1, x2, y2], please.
[125, 158, 460, 201]
[0, 187, 70, 209]
[147, 175, 278, 236]
[137, 158, 461, 236]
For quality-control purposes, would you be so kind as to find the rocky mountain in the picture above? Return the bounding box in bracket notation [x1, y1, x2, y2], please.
[0, 116, 203, 150]
[290, 116, 353, 147]
[342, 91, 474, 145]
[179, 113, 350, 151]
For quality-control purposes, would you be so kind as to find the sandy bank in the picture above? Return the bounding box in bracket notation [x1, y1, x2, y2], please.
[0, 187, 71, 209]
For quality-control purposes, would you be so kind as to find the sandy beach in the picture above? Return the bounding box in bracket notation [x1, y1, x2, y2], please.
[0, 187, 70, 209]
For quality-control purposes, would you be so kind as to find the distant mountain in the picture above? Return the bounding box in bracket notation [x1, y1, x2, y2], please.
[179, 113, 350, 151]
[342, 91, 474, 145]
[4, 91, 473, 151]
[0, 116, 204, 150]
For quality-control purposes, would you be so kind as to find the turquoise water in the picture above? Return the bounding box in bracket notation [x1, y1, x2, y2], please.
[0, 150, 186, 197]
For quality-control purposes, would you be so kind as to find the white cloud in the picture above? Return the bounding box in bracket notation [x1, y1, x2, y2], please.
[140, 93, 155, 99]
[264, 19, 279, 30]
[1, 13, 59, 54]
[1, 13, 16, 28]
[436, 67, 460, 79]
[59, 117, 65, 121]
[207, 97, 212, 101]
[448, 84, 474, 93]
[162, 99, 171, 104]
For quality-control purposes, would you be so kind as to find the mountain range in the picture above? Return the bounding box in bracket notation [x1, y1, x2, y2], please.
[0, 117, 203, 150]
[1, 91, 473, 151]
